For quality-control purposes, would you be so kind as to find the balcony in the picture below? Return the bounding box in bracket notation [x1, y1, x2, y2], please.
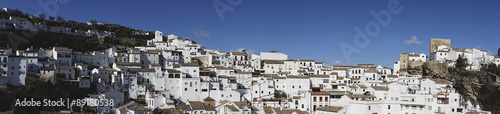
[437, 98, 449, 104]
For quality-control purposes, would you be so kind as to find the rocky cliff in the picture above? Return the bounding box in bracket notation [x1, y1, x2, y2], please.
[424, 62, 500, 113]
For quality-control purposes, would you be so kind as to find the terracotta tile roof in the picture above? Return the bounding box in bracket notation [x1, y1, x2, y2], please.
[189, 101, 205, 110]
[316, 106, 343, 112]
[215, 66, 234, 70]
[203, 97, 215, 101]
[231, 52, 247, 55]
[387, 75, 398, 78]
[309, 75, 329, 78]
[311, 91, 330, 95]
[116, 62, 141, 66]
[128, 68, 156, 72]
[167, 69, 181, 73]
[277, 72, 289, 74]
[233, 102, 251, 109]
[228, 105, 239, 111]
[292, 96, 301, 99]
[451, 47, 467, 53]
[98, 68, 117, 71]
[263, 60, 284, 64]
[150, 64, 161, 66]
[358, 85, 368, 88]
[205, 105, 215, 111]
[432, 79, 450, 84]
[101, 89, 115, 94]
[346, 94, 376, 98]
[175, 105, 192, 111]
[40, 67, 55, 70]
[263, 106, 274, 113]
[128, 105, 151, 111]
[56, 65, 74, 69]
[371, 86, 389, 91]
[145, 50, 161, 53]
[181, 63, 199, 66]
[262, 74, 278, 77]
[251, 106, 259, 111]
[286, 76, 309, 79]
[215, 100, 230, 108]
[277, 109, 308, 114]
[56, 51, 71, 53]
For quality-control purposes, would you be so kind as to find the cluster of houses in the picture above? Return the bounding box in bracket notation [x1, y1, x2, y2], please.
[0, 16, 116, 38]
[0, 32, 494, 114]
[0, 8, 119, 38]
[395, 38, 500, 74]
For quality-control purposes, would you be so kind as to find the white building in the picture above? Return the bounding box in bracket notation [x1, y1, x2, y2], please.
[7, 56, 27, 86]
[10, 16, 35, 31]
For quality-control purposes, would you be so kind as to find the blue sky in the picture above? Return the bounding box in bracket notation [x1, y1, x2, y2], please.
[2, 0, 500, 68]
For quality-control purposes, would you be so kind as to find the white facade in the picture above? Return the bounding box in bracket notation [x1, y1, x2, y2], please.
[7, 56, 27, 86]
[260, 51, 288, 60]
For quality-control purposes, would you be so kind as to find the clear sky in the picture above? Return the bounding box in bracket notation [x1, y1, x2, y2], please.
[2, 0, 500, 68]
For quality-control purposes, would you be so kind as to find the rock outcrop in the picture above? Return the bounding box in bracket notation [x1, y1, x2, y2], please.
[423, 62, 500, 113]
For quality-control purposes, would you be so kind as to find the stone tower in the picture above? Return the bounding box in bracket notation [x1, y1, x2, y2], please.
[430, 38, 451, 55]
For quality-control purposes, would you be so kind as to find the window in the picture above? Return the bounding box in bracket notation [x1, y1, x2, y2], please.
[313, 97, 317, 102]
[185, 88, 187, 91]
[319, 97, 322, 102]
[368, 106, 371, 110]
[388, 105, 390, 109]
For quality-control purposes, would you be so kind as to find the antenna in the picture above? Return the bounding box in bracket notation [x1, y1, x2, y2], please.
[56, 0, 59, 19]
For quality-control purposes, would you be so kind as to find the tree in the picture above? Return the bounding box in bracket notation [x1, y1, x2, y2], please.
[38, 13, 46, 20]
[422, 63, 428, 76]
[456, 54, 468, 70]
[280, 92, 287, 98]
[56, 16, 64, 22]
[49, 16, 55, 21]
